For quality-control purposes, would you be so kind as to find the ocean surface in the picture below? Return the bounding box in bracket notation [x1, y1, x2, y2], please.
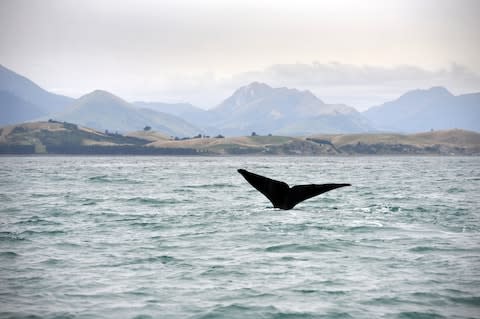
[0, 156, 479, 319]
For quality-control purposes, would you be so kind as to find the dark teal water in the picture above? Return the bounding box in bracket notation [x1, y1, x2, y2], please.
[1, 156, 479, 319]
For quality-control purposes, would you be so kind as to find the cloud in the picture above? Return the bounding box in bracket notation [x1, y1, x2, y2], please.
[220, 62, 480, 109]
[228, 62, 480, 87]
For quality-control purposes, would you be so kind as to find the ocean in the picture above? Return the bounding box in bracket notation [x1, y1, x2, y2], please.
[0, 156, 479, 319]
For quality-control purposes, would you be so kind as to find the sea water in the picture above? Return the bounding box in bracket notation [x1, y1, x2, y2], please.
[0, 156, 479, 318]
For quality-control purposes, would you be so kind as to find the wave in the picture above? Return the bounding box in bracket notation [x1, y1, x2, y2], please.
[448, 296, 480, 306]
[185, 183, 236, 189]
[0, 251, 19, 258]
[19, 229, 66, 236]
[15, 216, 62, 226]
[88, 174, 109, 182]
[408, 246, 473, 253]
[88, 175, 144, 184]
[195, 303, 353, 319]
[395, 311, 446, 319]
[265, 242, 340, 252]
[125, 197, 184, 206]
[0, 231, 28, 242]
[345, 224, 403, 233]
[108, 255, 180, 267]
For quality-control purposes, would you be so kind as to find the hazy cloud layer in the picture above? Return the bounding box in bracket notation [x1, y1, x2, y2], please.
[244, 63, 480, 87]
[222, 62, 480, 109]
[116, 62, 480, 111]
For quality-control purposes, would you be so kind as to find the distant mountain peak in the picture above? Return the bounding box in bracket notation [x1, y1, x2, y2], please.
[218, 82, 274, 110]
[234, 82, 273, 98]
[84, 89, 120, 98]
[427, 86, 452, 95]
[0, 63, 74, 115]
[363, 86, 479, 133]
[400, 86, 453, 100]
[210, 82, 368, 135]
[90, 89, 111, 94]
[227, 82, 326, 107]
[244, 81, 272, 90]
[79, 89, 128, 105]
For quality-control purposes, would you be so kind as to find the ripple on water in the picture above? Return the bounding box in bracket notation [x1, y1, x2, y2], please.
[395, 311, 446, 319]
[88, 175, 144, 184]
[0, 251, 19, 258]
[15, 216, 61, 226]
[448, 296, 480, 306]
[193, 304, 287, 319]
[19, 229, 66, 237]
[265, 242, 341, 252]
[185, 183, 237, 189]
[0, 232, 28, 242]
[125, 197, 184, 206]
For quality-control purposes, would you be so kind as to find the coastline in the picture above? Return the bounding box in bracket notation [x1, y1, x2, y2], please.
[1, 121, 479, 156]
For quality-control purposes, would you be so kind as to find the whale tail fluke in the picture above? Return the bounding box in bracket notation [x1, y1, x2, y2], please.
[237, 169, 350, 210]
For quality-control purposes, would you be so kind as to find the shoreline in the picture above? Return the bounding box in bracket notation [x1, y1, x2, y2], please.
[1, 121, 479, 156]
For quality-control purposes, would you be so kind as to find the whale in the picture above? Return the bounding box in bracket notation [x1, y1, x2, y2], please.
[238, 169, 350, 210]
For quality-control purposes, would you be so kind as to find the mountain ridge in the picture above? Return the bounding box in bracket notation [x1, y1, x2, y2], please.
[53, 90, 203, 137]
[363, 86, 480, 132]
[1, 65, 478, 135]
[0, 64, 74, 115]
[207, 82, 372, 136]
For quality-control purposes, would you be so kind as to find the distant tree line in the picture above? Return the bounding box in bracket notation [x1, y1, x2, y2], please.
[172, 133, 224, 141]
[48, 119, 78, 130]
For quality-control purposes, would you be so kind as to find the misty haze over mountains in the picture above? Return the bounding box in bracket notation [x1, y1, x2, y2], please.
[1, 64, 479, 137]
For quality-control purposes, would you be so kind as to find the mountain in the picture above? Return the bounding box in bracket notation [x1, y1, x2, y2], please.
[363, 87, 480, 132]
[4, 64, 477, 136]
[0, 64, 74, 115]
[0, 90, 46, 125]
[53, 90, 202, 137]
[209, 82, 372, 136]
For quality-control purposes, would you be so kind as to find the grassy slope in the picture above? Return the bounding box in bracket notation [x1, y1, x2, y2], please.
[0, 121, 150, 153]
[1, 122, 479, 155]
[310, 129, 480, 154]
[147, 135, 304, 154]
[311, 129, 480, 148]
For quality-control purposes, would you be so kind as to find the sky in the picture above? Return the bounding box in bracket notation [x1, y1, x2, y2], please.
[1, 0, 479, 110]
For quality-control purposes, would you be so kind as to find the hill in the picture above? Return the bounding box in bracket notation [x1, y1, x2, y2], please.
[363, 87, 480, 132]
[1, 122, 478, 155]
[0, 121, 198, 155]
[147, 135, 339, 155]
[208, 82, 373, 136]
[53, 90, 202, 137]
[310, 129, 480, 155]
[0, 64, 73, 115]
[148, 129, 480, 155]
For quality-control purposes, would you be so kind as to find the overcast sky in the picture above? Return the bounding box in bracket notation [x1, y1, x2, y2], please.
[1, 0, 479, 110]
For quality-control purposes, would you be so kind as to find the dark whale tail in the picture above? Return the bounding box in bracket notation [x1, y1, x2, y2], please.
[237, 169, 350, 210]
